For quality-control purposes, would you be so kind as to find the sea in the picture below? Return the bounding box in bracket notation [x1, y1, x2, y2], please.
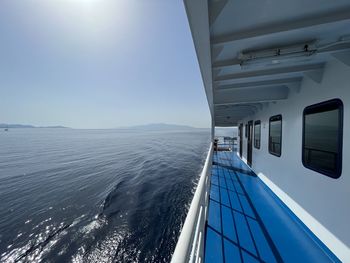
[0, 128, 211, 263]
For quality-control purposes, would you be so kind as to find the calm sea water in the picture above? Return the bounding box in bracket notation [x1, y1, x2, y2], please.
[0, 128, 210, 263]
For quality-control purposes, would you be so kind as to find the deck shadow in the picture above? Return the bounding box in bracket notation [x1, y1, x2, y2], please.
[213, 161, 256, 177]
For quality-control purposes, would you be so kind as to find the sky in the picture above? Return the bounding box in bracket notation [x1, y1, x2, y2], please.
[0, 0, 211, 129]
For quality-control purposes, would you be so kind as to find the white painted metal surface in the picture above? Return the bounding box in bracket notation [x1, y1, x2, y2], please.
[180, 0, 350, 262]
[183, 0, 213, 117]
[171, 143, 213, 263]
[238, 57, 350, 262]
[184, 0, 350, 127]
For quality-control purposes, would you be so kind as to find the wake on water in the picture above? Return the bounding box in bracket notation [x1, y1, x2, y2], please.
[0, 129, 210, 262]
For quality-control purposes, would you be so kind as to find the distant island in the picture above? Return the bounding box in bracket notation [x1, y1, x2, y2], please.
[0, 123, 205, 130]
[0, 124, 68, 129]
[122, 123, 198, 130]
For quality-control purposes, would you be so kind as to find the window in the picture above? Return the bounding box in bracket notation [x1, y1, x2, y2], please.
[245, 124, 248, 138]
[269, 115, 282, 157]
[302, 99, 343, 178]
[254, 120, 261, 149]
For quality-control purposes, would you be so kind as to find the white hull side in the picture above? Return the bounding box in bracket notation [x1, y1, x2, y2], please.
[238, 58, 350, 261]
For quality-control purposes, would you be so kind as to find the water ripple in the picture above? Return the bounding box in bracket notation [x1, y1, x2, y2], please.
[0, 129, 210, 262]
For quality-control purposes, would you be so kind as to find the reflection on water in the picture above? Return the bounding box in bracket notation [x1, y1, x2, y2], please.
[0, 128, 210, 262]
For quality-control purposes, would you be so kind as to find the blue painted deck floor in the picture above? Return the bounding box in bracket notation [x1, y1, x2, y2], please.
[205, 151, 340, 263]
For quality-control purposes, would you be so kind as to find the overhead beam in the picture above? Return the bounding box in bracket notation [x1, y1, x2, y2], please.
[214, 85, 289, 104]
[215, 116, 240, 121]
[215, 77, 302, 90]
[215, 123, 238, 127]
[216, 125, 237, 128]
[214, 102, 262, 108]
[217, 84, 290, 93]
[212, 68, 222, 79]
[208, 0, 228, 26]
[332, 50, 350, 67]
[212, 8, 350, 45]
[215, 124, 238, 127]
[212, 42, 350, 69]
[215, 102, 263, 111]
[211, 46, 224, 61]
[215, 108, 256, 115]
[215, 117, 250, 122]
[304, 68, 324, 83]
[215, 119, 242, 125]
[214, 63, 324, 82]
[212, 58, 241, 69]
[215, 115, 241, 119]
[215, 116, 240, 120]
[214, 98, 286, 106]
[215, 111, 255, 117]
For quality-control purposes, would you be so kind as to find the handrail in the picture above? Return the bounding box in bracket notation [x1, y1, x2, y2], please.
[171, 142, 213, 263]
[215, 136, 236, 149]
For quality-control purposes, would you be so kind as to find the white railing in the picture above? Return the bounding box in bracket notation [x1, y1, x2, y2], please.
[171, 143, 213, 263]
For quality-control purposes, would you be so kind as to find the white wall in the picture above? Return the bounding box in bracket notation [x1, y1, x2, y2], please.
[238, 57, 350, 261]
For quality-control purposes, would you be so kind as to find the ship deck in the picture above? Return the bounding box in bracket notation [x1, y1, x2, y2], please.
[204, 150, 340, 263]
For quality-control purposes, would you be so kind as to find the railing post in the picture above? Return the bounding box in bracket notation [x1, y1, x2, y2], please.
[171, 143, 213, 263]
[211, 118, 215, 142]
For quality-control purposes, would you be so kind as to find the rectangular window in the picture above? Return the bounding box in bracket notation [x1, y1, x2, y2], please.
[254, 120, 261, 149]
[269, 115, 282, 157]
[302, 99, 343, 178]
[245, 124, 248, 138]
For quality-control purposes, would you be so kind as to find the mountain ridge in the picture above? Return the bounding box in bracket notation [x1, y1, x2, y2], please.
[0, 124, 68, 129]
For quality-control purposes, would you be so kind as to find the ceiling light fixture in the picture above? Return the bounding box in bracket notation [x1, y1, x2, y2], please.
[238, 38, 350, 69]
[239, 41, 317, 68]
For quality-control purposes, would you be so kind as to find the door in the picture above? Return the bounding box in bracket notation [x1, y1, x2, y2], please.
[247, 121, 253, 166]
[239, 124, 243, 157]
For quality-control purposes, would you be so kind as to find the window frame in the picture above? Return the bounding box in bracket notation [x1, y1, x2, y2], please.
[302, 99, 343, 179]
[254, 120, 261, 149]
[269, 115, 282, 157]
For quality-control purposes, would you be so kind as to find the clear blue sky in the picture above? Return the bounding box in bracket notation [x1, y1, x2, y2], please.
[0, 0, 211, 129]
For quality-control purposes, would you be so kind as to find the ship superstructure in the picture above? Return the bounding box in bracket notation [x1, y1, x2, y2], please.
[172, 1, 350, 262]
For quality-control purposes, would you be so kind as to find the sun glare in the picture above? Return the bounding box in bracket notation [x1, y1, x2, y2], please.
[42, 0, 134, 50]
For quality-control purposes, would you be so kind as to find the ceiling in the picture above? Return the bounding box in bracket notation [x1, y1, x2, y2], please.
[184, 0, 350, 126]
